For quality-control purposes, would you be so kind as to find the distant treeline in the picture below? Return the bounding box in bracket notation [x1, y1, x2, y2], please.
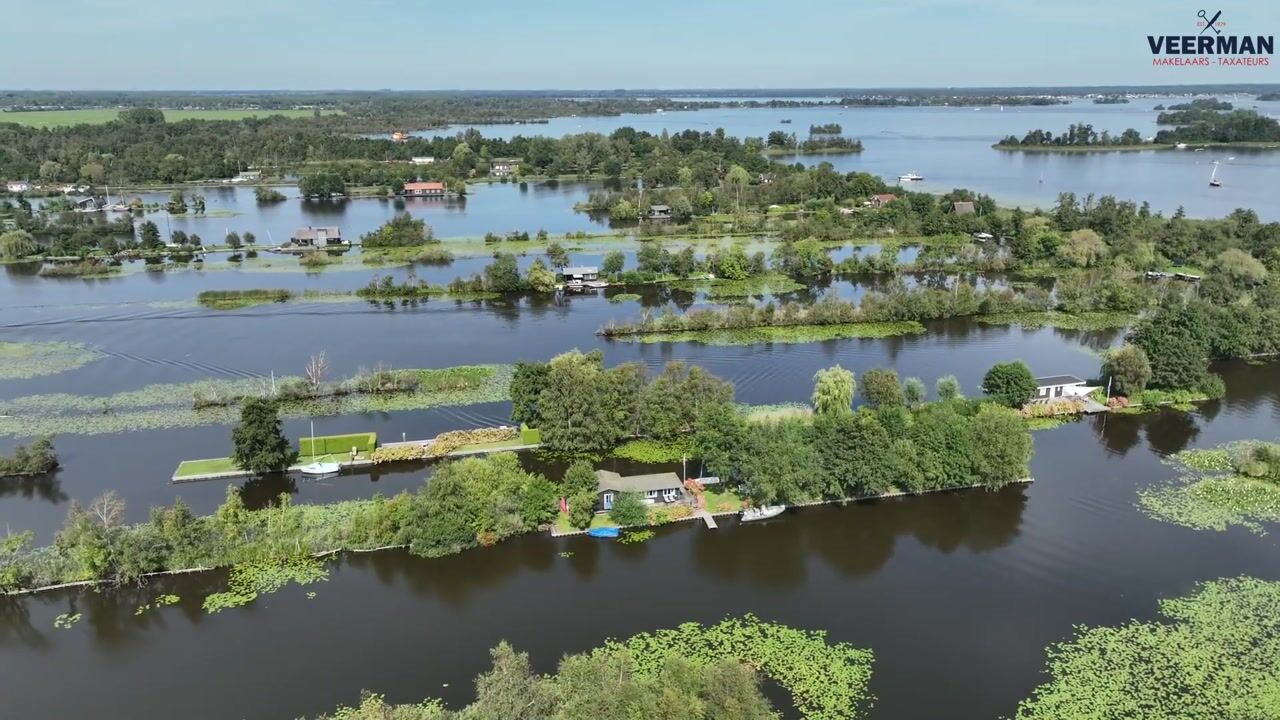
[999, 124, 1147, 147]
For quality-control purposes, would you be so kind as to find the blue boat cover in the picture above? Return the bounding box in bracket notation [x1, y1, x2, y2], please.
[586, 527, 620, 538]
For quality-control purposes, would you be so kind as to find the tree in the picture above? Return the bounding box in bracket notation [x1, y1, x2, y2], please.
[1129, 301, 1213, 389]
[484, 253, 523, 292]
[298, 172, 345, 198]
[636, 242, 669, 274]
[562, 461, 598, 498]
[1102, 345, 1152, 396]
[1215, 248, 1267, 288]
[243, 231, 256, 246]
[525, 257, 557, 293]
[935, 375, 962, 401]
[467, 642, 554, 720]
[360, 214, 433, 247]
[0, 230, 37, 260]
[545, 242, 570, 269]
[167, 190, 188, 214]
[810, 410, 896, 497]
[139, 220, 161, 250]
[609, 491, 648, 526]
[1057, 228, 1106, 267]
[567, 491, 596, 529]
[602, 250, 625, 275]
[225, 231, 241, 249]
[38, 160, 63, 182]
[725, 164, 750, 213]
[973, 405, 1033, 488]
[230, 398, 294, 474]
[811, 365, 855, 416]
[118, 107, 165, 125]
[538, 350, 629, 453]
[903, 377, 926, 406]
[982, 361, 1037, 407]
[693, 403, 749, 482]
[510, 361, 550, 426]
[304, 351, 329, 390]
[610, 199, 639, 223]
[737, 419, 822, 504]
[861, 368, 904, 408]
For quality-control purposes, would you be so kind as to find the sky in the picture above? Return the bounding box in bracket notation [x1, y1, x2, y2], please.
[1, 0, 1278, 90]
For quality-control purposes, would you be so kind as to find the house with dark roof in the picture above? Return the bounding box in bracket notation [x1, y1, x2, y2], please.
[596, 469, 685, 511]
[289, 226, 345, 248]
[558, 266, 599, 283]
[950, 201, 976, 215]
[1033, 375, 1090, 401]
[648, 204, 672, 219]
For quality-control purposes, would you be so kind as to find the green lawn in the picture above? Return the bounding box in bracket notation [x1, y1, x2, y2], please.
[702, 488, 745, 513]
[0, 108, 336, 128]
[555, 511, 618, 534]
[173, 457, 242, 479]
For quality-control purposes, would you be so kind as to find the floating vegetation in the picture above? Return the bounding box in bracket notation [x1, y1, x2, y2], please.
[610, 437, 693, 463]
[1015, 576, 1280, 720]
[53, 612, 81, 629]
[134, 593, 180, 615]
[1024, 416, 1076, 432]
[671, 272, 806, 299]
[619, 614, 876, 720]
[202, 557, 328, 613]
[1138, 440, 1280, 533]
[619, 529, 655, 544]
[608, 292, 642, 304]
[976, 311, 1134, 331]
[0, 365, 514, 437]
[612, 321, 925, 346]
[196, 288, 295, 309]
[0, 341, 102, 379]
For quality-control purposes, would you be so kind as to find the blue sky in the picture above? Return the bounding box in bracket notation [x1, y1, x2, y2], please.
[2, 1, 1278, 89]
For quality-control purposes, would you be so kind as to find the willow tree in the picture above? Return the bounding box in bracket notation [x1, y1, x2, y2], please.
[811, 366, 855, 416]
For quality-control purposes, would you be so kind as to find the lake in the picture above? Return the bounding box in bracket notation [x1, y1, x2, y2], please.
[2, 96, 1279, 720]
[2, 368, 1279, 720]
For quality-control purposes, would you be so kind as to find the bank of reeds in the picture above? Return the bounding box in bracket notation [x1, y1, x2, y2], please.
[197, 288, 295, 309]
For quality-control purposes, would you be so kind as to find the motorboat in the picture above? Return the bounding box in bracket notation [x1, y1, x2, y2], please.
[898, 172, 924, 183]
[740, 504, 786, 522]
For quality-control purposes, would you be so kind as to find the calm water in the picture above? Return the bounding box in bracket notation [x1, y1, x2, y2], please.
[3, 97, 1280, 720]
[3, 368, 1279, 720]
[433, 97, 1280, 219]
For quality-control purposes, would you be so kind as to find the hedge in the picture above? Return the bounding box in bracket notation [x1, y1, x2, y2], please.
[300, 432, 377, 456]
[520, 424, 542, 445]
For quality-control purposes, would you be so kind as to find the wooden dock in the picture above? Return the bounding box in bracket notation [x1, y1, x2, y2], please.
[697, 509, 719, 529]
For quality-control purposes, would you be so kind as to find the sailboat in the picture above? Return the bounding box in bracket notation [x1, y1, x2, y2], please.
[298, 420, 341, 476]
[1208, 161, 1222, 188]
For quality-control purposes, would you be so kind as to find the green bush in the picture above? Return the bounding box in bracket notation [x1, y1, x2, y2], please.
[609, 491, 648, 526]
[300, 432, 377, 457]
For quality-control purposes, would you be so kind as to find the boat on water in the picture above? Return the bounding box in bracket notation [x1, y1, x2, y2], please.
[298, 458, 341, 477]
[586, 527, 620, 538]
[740, 505, 786, 522]
[1209, 161, 1222, 188]
[780, 118, 792, 124]
[898, 172, 924, 183]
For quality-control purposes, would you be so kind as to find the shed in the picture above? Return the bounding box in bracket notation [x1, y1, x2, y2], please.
[291, 226, 344, 247]
[648, 204, 672, 219]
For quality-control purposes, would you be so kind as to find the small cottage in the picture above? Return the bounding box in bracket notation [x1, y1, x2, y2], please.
[648, 204, 672, 220]
[1033, 375, 1091, 401]
[290, 226, 345, 248]
[870, 193, 897, 208]
[559, 266, 599, 283]
[596, 470, 685, 511]
[490, 159, 520, 177]
[402, 181, 446, 197]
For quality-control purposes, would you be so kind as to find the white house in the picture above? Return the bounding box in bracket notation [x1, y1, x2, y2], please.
[6, 180, 31, 193]
[1033, 375, 1094, 401]
[410, 156, 435, 165]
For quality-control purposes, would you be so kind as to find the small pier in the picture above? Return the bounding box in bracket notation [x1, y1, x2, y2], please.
[697, 509, 719, 529]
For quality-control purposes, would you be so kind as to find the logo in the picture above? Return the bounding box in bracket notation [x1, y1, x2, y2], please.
[1147, 10, 1273, 67]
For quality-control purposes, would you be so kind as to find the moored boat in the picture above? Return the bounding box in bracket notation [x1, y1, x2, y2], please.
[586, 527, 620, 538]
[740, 504, 786, 522]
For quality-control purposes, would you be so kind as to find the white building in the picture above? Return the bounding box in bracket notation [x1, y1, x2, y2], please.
[6, 180, 31, 193]
[1033, 375, 1094, 401]
[410, 156, 435, 165]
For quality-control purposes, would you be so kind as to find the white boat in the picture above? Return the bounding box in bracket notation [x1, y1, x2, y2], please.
[1175, 142, 1188, 149]
[740, 504, 786, 522]
[298, 458, 341, 476]
[298, 419, 342, 476]
[1209, 161, 1222, 188]
[898, 172, 924, 183]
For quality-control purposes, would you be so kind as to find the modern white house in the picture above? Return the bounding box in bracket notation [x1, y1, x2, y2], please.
[595, 470, 685, 511]
[1033, 375, 1094, 401]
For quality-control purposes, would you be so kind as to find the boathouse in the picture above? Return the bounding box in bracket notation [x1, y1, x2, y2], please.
[402, 181, 446, 197]
[595, 470, 685, 510]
